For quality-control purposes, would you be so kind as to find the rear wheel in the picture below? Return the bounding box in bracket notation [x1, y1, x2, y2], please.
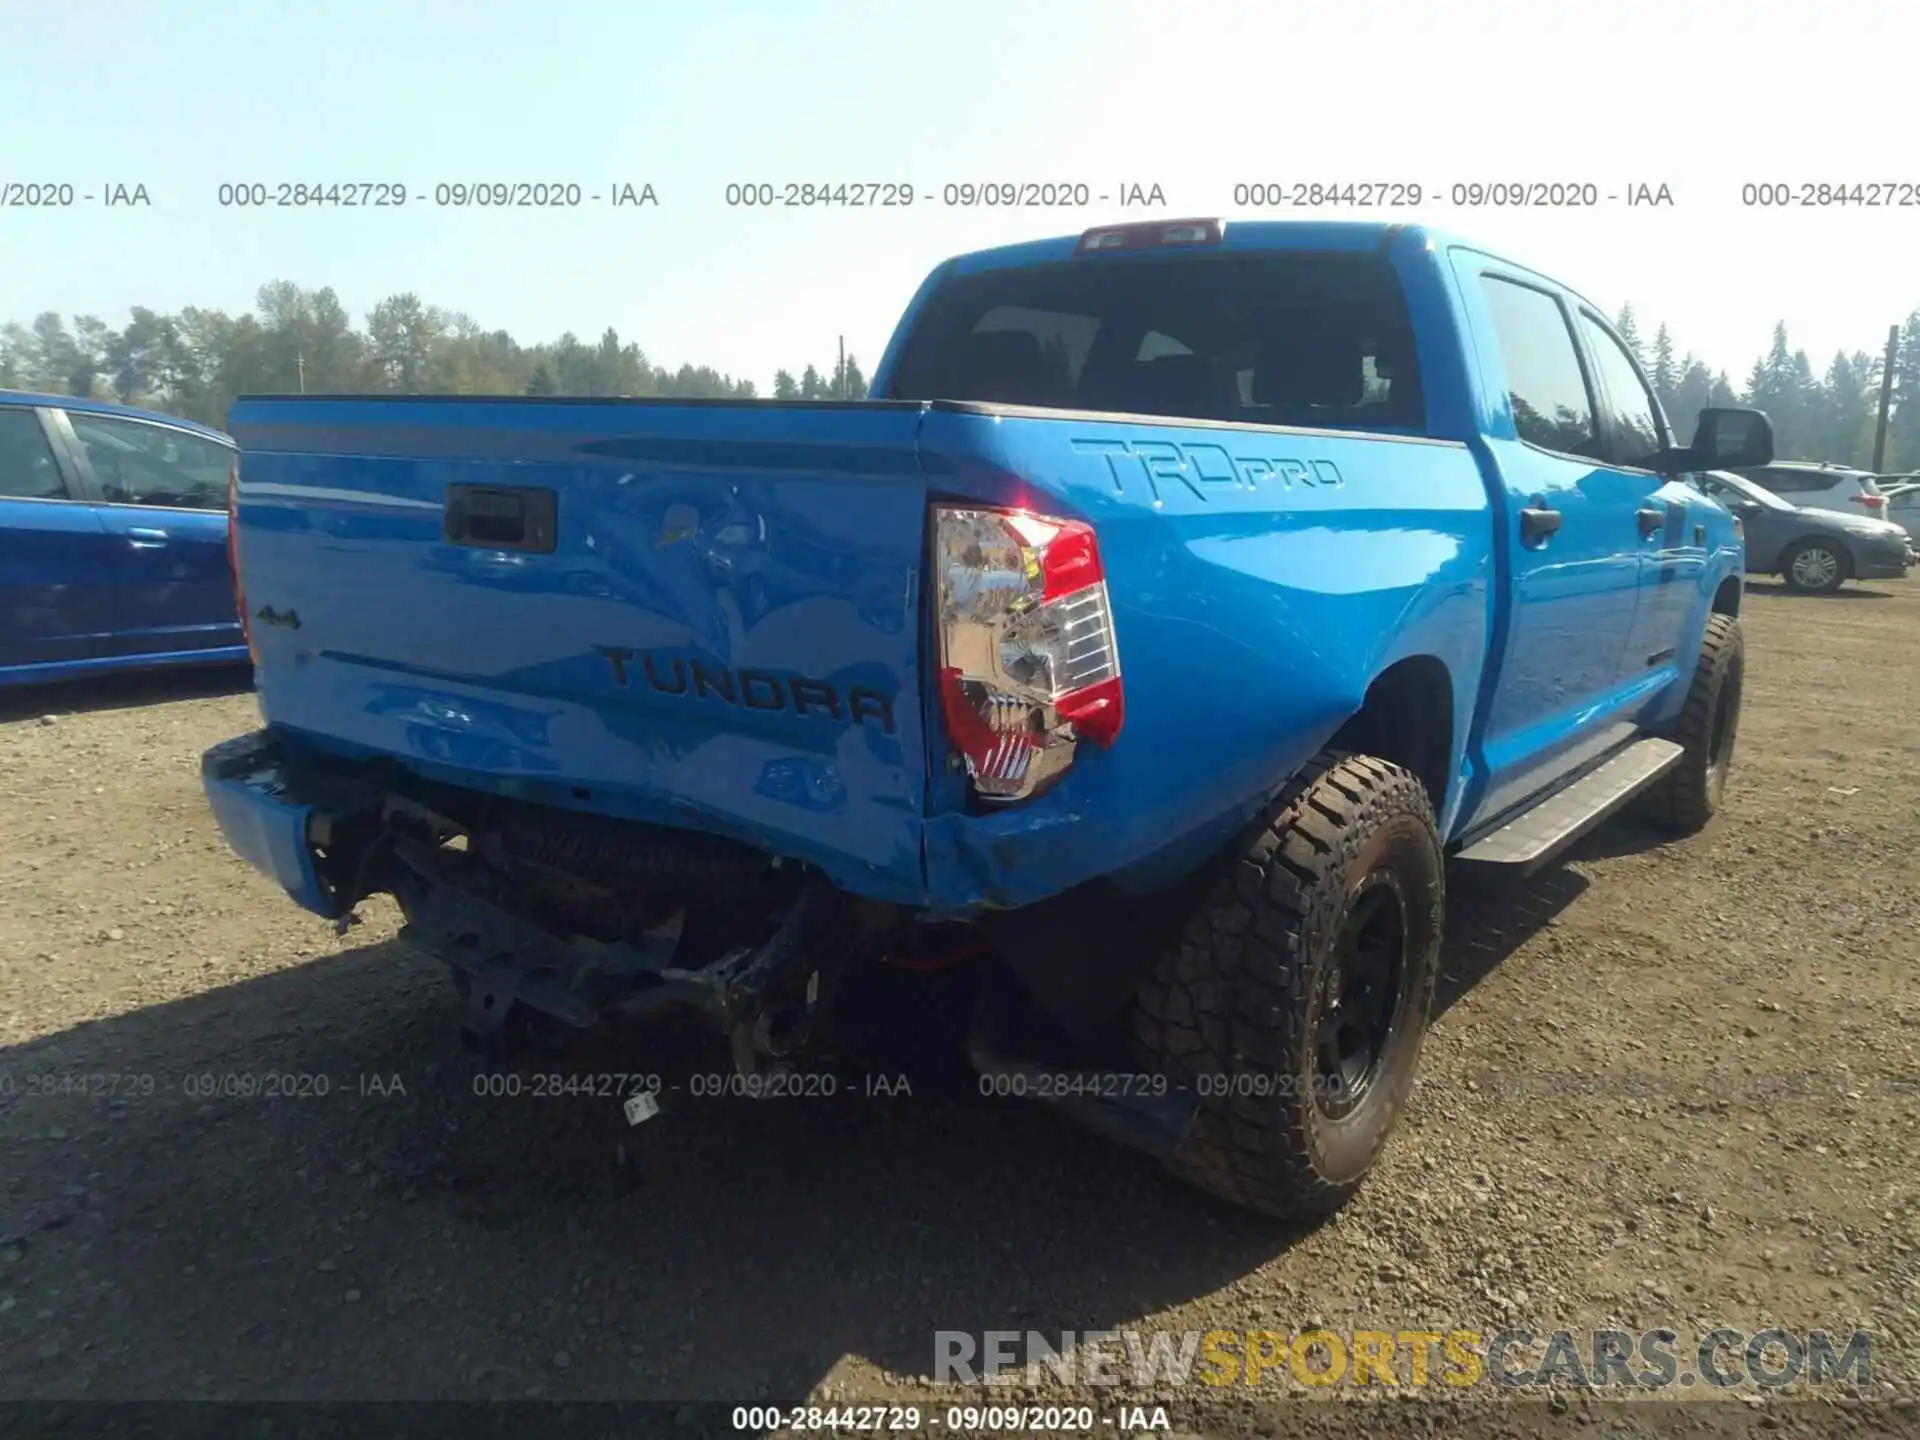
[1644, 612, 1743, 835]
[1125, 753, 1443, 1220]
[1782, 539, 1847, 594]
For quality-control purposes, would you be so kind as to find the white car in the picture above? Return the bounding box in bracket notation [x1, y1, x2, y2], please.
[1880, 481, 1920, 550]
[1736, 461, 1890, 523]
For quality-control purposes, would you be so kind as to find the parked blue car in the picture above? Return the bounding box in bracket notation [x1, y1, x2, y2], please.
[0, 391, 247, 686]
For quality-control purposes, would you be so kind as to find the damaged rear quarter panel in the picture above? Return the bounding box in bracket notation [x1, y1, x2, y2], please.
[913, 405, 1492, 911]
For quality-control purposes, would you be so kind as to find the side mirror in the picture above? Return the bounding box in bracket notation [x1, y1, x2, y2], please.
[1690, 407, 1774, 470]
[1646, 407, 1775, 475]
[1733, 497, 1762, 515]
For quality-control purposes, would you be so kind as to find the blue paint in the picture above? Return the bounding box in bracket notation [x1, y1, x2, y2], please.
[204, 221, 1745, 918]
[1, 391, 245, 685]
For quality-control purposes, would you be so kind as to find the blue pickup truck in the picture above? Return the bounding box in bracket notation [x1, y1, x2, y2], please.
[202, 219, 1769, 1219]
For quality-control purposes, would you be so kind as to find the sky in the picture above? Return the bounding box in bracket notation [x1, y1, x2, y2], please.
[2, 0, 1912, 390]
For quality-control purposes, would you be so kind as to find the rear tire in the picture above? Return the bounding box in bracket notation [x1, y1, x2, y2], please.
[1781, 539, 1847, 594]
[1645, 612, 1743, 835]
[1125, 753, 1443, 1221]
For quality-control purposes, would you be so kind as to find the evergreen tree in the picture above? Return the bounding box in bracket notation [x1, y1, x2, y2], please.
[1614, 303, 1643, 365]
[772, 369, 798, 400]
[1812, 351, 1873, 466]
[1669, 357, 1714, 444]
[1650, 324, 1677, 413]
[1887, 309, 1920, 471]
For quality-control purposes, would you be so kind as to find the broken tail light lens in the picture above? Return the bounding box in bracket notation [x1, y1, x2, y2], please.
[228, 455, 257, 665]
[933, 506, 1123, 804]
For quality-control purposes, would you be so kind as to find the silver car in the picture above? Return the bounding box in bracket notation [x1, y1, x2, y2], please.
[1736, 461, 1891, 524]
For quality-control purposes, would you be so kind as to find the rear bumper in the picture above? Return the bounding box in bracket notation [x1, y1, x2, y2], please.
[201, 731, 339, 918]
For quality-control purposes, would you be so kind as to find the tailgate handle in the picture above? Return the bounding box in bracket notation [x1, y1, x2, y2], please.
[444, 485, 558, 553]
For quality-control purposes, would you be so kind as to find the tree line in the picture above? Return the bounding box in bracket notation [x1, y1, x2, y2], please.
[0, 282, 871, 426]
[2, 282, 1916, 471]
[1614, 303, 1920, 473]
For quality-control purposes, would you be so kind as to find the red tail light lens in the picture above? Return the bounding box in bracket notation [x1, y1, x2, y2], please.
[1852, 492, 1886, 510]
[228, 455, 257, 664]
[933, 506, 1123, 803]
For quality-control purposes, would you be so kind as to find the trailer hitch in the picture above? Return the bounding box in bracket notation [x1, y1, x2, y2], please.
[393, 835, 832, 1075]
[618, 880, 834, 1075]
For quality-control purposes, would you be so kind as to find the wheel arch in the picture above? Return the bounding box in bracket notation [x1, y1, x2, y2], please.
[1324, 654, 1455, 819]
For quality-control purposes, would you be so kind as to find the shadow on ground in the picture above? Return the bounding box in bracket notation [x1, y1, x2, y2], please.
[0, 859, 1591, 1404]
[0, 663, 253, 722]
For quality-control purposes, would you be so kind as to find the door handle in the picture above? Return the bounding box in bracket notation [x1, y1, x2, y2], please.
[1636, 506, 1666, 539]
[1519, 505, 1562, 545]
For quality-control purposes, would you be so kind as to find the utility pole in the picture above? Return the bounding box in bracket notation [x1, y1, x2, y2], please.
[1871, 324, 1898, 473]
[296, 353, 307, 394]
[837, 335, 845, 399]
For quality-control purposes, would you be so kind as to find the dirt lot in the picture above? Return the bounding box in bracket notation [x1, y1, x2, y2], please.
[2, 580, 1917, 1437]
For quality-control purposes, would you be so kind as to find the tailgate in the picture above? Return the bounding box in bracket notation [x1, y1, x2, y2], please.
[228, 397, 932, 902]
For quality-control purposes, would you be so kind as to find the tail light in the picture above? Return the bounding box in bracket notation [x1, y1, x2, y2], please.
[1850, 492, 1886, 512]
[227, 456, 257, 665]
[933, 506, 1122, 804]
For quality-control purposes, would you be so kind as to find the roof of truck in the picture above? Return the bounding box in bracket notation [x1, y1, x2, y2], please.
[937, 218, 1609, 334]
[944, 219, 1449, 278]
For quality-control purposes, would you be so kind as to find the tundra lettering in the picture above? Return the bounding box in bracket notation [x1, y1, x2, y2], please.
[594, 646, 898, 734]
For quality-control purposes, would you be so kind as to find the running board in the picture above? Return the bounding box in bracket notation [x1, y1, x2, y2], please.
[1456, 738, 1685, 874]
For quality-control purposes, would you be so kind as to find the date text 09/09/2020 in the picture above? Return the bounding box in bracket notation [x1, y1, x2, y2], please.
[5, 177, 1919, 209]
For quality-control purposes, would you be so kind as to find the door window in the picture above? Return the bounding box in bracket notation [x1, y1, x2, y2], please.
[65, 413, 231, 511]
[1478, 277, 1600, 458]
[1578, 314, 1668, 465]
[0, 408, 70, 500]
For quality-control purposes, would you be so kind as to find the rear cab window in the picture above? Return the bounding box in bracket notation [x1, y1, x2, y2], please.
[886, 253, 1427, 435]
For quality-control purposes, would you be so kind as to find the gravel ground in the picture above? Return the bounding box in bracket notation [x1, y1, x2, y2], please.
[1, 579, 1916, 1438]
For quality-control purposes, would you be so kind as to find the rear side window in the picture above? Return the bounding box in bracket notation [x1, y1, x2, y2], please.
[887, 253, 1426, 433]
[66, 412, 232, 510]
[1477, 277, 1599, 458]
[1755, 469, 1827, 494]
[0, 407, 68, 500]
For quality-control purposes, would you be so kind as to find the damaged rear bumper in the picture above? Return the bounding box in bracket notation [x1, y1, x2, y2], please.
[202, 731, 340, 919]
